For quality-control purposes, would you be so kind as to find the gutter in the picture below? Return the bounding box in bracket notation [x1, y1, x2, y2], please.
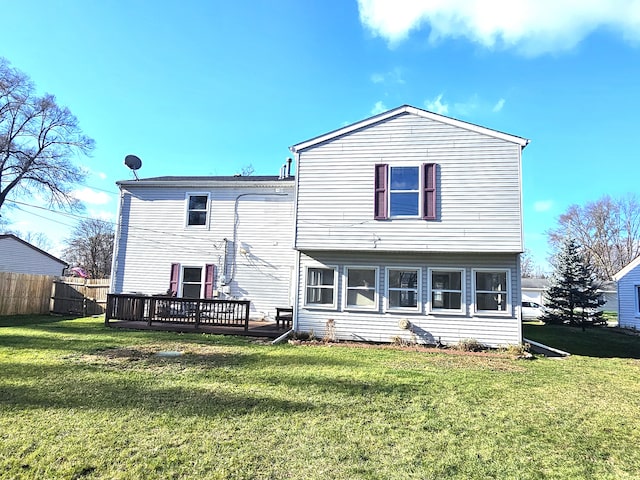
[524, 338, 571, 357]
[271, 329, 293, 345]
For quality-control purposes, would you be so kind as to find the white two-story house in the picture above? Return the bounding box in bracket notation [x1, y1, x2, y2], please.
[289, 105, 529, 347]
[111, 175, 296, 319]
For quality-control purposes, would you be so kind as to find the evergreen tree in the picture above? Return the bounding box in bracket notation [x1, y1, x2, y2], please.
[543, 238, 606, 329]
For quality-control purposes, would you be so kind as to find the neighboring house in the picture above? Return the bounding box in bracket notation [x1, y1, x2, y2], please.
[522, 277, 617, 313]
[613, 256, 640, 330]
[0, 234, 67, 276]
[289, 105, 529, 347]
[110, 175, 296, 319]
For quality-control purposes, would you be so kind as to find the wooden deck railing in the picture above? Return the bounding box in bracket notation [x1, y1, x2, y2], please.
[105, 294, 250, 331]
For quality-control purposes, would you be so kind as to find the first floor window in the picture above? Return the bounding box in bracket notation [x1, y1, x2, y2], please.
[169, 263, 215, 298]
[182, 267, 203, 298]
[387, 268, 421, 310]
[635, 285, 640, 315]
[186, 193, 209, 226]
[345, 267, 378, 310]
[306, 267, 336, 307]
[474, 270, 509, 312]
[431, 269, 463, 311]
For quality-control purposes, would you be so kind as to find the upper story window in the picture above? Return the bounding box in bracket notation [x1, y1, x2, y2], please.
[186, 193, 209, 226]
[473, 269, 510, 313]
[386, 267, 421, 312]
[375, 163, 436, 220]
[344, 266, 378, 311]
[305, 266, 337, 309]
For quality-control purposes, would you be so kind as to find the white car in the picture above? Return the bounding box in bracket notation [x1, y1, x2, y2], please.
[521, 301, 545, 320]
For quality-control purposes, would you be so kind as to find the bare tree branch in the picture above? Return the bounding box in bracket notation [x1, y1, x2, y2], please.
[547, 194, 640, 281]
[0, 57, 94, 213]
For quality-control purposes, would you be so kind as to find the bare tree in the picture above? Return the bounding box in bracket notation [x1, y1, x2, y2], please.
[62, 219, 114, 278]
[547, 194, 640, 281]
[520, 249, 535, 278]
[0, 57, 94, 212]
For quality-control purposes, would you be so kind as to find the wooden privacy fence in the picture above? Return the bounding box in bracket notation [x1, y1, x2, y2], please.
[105, 294, 251, 330]
[0, 272, 110, 316]
[51, 278, 110, 316]
[0, 272, 54, 315]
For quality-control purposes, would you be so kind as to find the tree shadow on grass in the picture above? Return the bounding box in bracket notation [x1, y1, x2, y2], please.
[523, 323, 640, 359]
[0, 314, 77, 328]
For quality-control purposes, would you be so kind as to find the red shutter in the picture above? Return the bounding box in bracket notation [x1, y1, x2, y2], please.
[374, 164, 388, 220]
[423, 163, 436, 220]
[169, 263, 180, 296]
[204, 264, 216, 299]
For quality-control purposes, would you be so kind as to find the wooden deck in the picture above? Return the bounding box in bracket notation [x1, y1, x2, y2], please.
[104, 294, 292, 339]
[106, 318, 290, 339]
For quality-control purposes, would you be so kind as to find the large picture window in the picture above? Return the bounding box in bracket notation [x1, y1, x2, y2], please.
[305, 267, 337, 308]
[344, 267, 378, 310]
[386, 268, 421, 311]
[186, 193, 209, 226]
[474, 270, 509, 313]
[430, 269, 464, 312]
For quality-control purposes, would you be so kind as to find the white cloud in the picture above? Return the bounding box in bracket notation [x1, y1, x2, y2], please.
[357, 0, 640, 55]
[88, 209, 115, 222]
[97, 172, 107, 180]
[72, 187, 111, 205]
[492, 98, 506, 112]
[371, 101, 388, 115]
[425, 94, 449, 114]
[534, 200, 553, 212]
[370, 67, 405, 84]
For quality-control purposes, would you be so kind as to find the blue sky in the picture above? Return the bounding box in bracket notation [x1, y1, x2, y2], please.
[3, 0, 639, 273]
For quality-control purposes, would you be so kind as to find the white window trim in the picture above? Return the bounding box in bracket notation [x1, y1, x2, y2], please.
[472, 268, 511, 316]
[384, 266, 422, 313]
[185, 192, 210, 228]
[304, 265, 338, 310]
[388, 164, 422, 219]
[428, 267, 466, 315]
[180, 264, 205, 298]
[635, 284, 640, 317]
[343, 266, 379, 312]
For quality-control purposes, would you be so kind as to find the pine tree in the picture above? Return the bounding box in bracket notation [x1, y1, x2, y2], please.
[543, 238, 606, 329]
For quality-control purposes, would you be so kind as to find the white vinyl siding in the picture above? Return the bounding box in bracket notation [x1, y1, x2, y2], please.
[0, 236, 67, 276]
[294, 112, 523, 252]
[297, 251, 520, 347]
[112, 181, 295, 319]
[615, 260, 640, 329]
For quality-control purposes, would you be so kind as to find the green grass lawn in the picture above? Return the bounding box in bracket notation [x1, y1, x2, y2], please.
[1, 316, 640, 479]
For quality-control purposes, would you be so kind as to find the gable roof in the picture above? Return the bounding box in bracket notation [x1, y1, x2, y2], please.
[0, 234, 67, 267]
[290, 104, 530, 153]
[613, 255, 640, 281]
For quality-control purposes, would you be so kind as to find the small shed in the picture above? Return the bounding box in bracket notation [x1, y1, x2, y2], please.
[613, 256, 640, 330]
[0, 234, 67, 276]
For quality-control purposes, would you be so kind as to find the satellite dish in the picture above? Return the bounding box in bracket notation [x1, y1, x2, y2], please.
[124, 154, 142, 180]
